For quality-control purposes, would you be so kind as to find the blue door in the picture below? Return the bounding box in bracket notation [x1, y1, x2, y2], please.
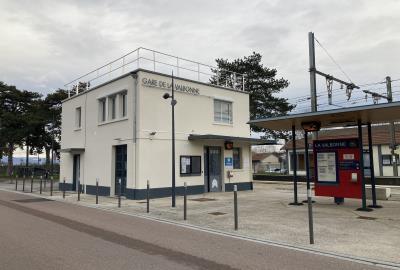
[115, 145, 127, 195]
[204, 147, 222, 192]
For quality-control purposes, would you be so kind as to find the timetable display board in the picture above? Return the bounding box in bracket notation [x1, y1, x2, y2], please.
[316, 152, 337, 182]
[313, 138, 362, 199]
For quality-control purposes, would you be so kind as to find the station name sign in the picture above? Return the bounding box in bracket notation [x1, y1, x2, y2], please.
[314, 138, 358, 149]
[142, 77, 200, 95]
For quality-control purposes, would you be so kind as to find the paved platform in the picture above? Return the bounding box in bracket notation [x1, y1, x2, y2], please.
[1, 180, 399, 265]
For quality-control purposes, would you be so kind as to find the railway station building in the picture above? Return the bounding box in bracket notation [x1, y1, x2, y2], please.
[60, 48, 269, 199]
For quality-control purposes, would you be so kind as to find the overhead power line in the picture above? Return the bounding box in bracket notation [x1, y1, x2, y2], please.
[314, 36, 354, 83]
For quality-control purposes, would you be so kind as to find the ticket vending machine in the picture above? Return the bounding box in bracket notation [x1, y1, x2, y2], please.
[313, 138, 362, 200]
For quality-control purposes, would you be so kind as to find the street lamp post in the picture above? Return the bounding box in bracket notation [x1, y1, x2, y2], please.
[163, 71, 177, 207]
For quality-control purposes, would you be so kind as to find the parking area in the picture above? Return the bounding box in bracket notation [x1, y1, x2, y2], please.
[1, 179, 399, 264]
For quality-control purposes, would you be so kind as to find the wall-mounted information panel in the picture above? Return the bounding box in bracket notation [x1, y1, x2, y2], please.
[313, 138, 362, 199]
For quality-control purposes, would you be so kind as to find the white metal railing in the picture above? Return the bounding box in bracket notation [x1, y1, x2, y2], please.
[64, 47, 246, 97]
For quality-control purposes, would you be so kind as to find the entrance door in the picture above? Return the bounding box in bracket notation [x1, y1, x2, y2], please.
[115, 145, 127, 195]
[204, 146, 222, 192]
[72, 154, 80, 191]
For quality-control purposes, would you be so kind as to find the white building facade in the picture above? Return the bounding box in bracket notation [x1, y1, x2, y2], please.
[60, 68, 264, 199]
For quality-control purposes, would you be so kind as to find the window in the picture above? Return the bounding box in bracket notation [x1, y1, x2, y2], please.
[99, 98, 106, 122]
[233, 148, 241, 169]
[121, 92, 127, 117]
[290, 153, 305, 171]
[180, 156, 201, 175]
[382, 155, 399, 166]
[214, 99, 232, 124]
[75, 107, 81, 128]
[109, 95, 116, 120]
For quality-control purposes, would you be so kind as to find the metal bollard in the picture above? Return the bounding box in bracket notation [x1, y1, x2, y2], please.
[23, 175, 26, 192]
[96, 178, 99, 204]
[146, 180, 150, 213]
[307, 188, 315, 244]
[118, 178, 121, 208]
[40, 176, 43, 194]
[77, 181, 81, 201]
[50, 176, 53, 196]
[63, 178, 66, 199]
[15, 175, 18, 190]
[44, 177, 47, 190]
[234, 185, 238, 230]
[184, 182, 187, 220]
[31, 175, 34, 193]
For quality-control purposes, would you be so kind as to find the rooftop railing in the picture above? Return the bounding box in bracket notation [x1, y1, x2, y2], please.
[64, 47, 246, 97]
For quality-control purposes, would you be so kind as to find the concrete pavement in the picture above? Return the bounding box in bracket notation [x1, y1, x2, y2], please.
[0, 190, 392, 270]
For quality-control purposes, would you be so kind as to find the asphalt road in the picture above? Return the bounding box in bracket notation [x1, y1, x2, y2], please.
[0, 190, 388, 270]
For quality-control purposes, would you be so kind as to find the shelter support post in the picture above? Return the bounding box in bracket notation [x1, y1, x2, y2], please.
[304, 130, 315, 244]
[356, 119, 372, 212]
[302, 132, 315, 204]
[289, 125, 303, 206]
[367, 122, 382, 208]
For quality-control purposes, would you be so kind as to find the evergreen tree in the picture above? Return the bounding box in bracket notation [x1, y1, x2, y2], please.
[0, 82, 41, 175]
[211, 52, 295, 139]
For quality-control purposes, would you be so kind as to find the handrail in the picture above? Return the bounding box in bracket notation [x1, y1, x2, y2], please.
[65, 47, 246, 97]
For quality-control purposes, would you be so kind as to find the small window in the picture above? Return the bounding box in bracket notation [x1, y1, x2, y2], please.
[99, 98, 106, 122]
[75, 107, 81, 128]
[214, 99, 232, 124]
[109, 96, 116, 120]
[121, 92, 127, 117]
[382, 155, 392, 166]
[233, 148, 241, 169]
[180, 156, 201, 175]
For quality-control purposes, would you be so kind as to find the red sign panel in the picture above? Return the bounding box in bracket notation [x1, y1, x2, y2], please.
[313, 138, 362, 199]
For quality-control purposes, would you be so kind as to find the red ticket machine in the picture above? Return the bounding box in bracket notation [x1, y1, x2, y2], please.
[313, 138, 362, 199]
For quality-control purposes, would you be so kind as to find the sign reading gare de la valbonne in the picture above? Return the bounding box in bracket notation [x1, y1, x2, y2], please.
[142, 77, 200, 95]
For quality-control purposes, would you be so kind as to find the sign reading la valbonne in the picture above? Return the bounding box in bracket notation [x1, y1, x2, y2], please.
[142, 77, 200, 95]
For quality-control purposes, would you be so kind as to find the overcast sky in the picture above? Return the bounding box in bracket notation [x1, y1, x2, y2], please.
[1, 0, 400, 109]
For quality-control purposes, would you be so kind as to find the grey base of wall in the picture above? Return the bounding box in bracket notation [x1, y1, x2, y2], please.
[253, 174, 400, 186]
[59, 182, 254, 199]
[225, 182, 253, 191]
[86, 185, 111, 196]
[59, 183, 85, 191]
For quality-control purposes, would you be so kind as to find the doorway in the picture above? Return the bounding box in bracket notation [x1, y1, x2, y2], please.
[204, 146, 222, 192]
[115, 145, 127, 195]
[72, 154, 80, 191]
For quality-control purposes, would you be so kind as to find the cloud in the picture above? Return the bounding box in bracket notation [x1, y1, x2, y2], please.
[0, 0, 399, 107]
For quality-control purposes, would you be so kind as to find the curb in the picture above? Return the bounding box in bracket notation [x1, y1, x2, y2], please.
[1, 187, 399, 269]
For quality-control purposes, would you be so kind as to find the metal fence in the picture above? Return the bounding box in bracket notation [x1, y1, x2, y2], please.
[64, 47, 246, 97]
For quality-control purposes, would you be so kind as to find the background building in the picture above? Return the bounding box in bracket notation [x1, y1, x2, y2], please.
[283, 125, 400, 178]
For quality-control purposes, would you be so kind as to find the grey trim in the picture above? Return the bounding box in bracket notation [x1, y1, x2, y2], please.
[59, 148, 85, 153]
[62, 73, 137, 103]
[225, 182, 253, 191]
[188, 134, 275, 145]
[125, 185, 204, 200]
[86, 185, 111, 196]
[136, 69, 249, 94]
[377, 145, 383, 176]
[249, 101, 400, 125]
[63, 68, 248, 103]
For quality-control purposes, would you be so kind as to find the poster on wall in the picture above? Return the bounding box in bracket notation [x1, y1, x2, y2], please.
[224, 157, 233, 168]
[316, 152, 337, 182]
[180, 156, 191, 174]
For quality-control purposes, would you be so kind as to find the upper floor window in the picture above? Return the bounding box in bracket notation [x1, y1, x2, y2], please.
[121, 92, 127, 118]
[99, 98, 106, 122]
[214, 99, 232, 124]
[109, 95, 116, 120]
[75, 107, 81, 129]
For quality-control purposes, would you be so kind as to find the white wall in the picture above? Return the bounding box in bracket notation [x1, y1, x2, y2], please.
[60, 70, 253, 194]
[60, 75, 136, 190]
[136, 71, 252, 189]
